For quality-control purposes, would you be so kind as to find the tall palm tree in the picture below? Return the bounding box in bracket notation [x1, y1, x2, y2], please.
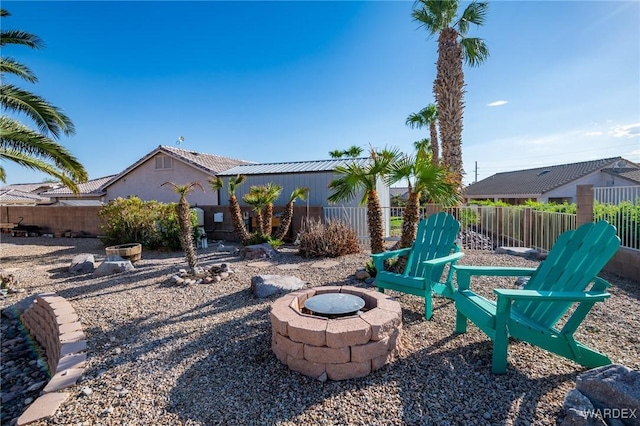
[388, 147, 460, 250]
[329, 147, 400, 254]
[273, 187, 309, 241]
[412, 0, 489, 190]
[406, 104, 439, 165]
[161, 181, 204, 272]
[243, 185, 269, 236]
[209, 175, 251, 245]
[0, 9, 87, 191]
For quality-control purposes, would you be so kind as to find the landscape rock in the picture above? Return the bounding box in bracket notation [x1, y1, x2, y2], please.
[93, 258, 135, 277]
[240, 243, 278, 260]
[69, 254, 96, 274]
[496, 246, 542, 260]
[560, 389, 606, 426]
[250, 274, 306, 298]
[576, 364, 640, 426]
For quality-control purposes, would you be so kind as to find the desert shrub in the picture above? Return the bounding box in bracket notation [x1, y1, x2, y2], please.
[99, 197, 196, 250]
[297, 217, 360, 258]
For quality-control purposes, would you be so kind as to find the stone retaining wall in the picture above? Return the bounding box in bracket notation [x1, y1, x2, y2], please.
[271, 286, 402, 381]
[17, 294, 87, 425]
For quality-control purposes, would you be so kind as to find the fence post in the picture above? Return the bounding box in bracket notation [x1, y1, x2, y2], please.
[523, 207, 532, 247]
[576, 185, 594, 226]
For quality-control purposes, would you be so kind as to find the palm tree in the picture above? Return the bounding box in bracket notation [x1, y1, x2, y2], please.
[273, 187, 309, 241]
[329, 145, 364, 159]
[161, 181, 204, 272]
[406, 104, 439, 165]
[209, 175, 251, 245]
[261, 183, 282, 236]
[328, 147, 400, 254]
[412, 0, 489, 189]
[243, 186, 269, 236]
[388, 147, 460, 250]
[0, 9, 87, 191]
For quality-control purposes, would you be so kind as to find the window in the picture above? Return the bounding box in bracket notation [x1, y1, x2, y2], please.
[155, 155, 172, 170]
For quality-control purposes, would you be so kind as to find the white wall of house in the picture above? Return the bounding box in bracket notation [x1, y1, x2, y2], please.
[218, 171, 391, 208]
[105, 154, 218, 205]
[541, 170, 639, 203]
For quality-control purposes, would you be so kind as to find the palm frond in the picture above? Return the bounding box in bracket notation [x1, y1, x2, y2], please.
[0, 57, 38, 83]
[461, 37, 490, 67]
[0, 29, 45, 49]
[457, 1, 489, 35]
[0, 147, 81, 192]
[1, 84, 75, 138]
[0, 116, 87, 183]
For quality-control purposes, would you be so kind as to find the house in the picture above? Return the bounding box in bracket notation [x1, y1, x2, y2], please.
[39, 175, 117, 206]
[101, 145, 253, 205]
[463, 157, 640, 204]
[0, 188, 51, 206]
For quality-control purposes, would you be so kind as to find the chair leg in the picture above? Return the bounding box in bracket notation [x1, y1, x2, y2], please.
[424, 291, 433, 320]
[492, 300, 510, 374]
[455, 310, 468, 333]
[377, 287, 385, 294]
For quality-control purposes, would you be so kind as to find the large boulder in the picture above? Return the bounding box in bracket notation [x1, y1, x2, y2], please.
[240, 243, 278, 260]
[560, 389, 607, 426]
[251, 275, 306, 298]
[93, 256, 135, 277]
[576, 364, 640, 426]
[69, 254, 96, 274]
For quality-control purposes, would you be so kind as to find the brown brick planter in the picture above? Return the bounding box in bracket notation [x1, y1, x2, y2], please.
[18, 293, 87, 425]
[270, 286, 402, 381]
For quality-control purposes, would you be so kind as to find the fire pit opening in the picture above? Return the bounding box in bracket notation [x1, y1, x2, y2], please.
[270, 286, 402, 381]
[303, 293, 366, 318]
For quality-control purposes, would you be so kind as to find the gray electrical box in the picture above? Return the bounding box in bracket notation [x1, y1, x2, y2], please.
[213, 212, 224, 223]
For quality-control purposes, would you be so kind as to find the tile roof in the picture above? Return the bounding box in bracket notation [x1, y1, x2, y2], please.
[218, 158, 371, 176]
[0, 183, 61, 193]
[41, 175, 117, 195]
[464, 157, 639, 196]
[102, 146, 253, 188]
[0, 189, 50, 204]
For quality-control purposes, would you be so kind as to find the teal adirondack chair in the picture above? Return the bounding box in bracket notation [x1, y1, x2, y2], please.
[372, 212, 464, 320]
[451, 220, 621, 374]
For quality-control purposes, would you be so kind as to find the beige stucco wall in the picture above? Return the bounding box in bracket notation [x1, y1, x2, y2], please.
[105, 154, 218, 205]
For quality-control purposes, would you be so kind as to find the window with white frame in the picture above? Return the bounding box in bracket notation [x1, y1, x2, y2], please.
[155, 155, 172, 170]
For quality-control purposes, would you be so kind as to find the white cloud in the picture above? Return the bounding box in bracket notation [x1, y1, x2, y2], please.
[610, 122, 640, 138]
[584, 131, 603, 136]
[487, 100, 508, 107]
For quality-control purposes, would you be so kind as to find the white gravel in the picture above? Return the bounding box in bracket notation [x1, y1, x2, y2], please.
[1, 236, 638, 426]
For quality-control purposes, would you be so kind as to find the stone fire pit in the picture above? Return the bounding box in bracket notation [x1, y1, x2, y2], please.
[270, 286, 402, 381]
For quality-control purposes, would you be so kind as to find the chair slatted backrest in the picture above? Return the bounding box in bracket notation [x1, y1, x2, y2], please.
[513, 220, 621, 328]
[406, 212, 461, 281]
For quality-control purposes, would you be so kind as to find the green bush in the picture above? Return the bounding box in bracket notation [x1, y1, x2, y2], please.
[297, 217, 360, 258]
[99, 197, 197, 250]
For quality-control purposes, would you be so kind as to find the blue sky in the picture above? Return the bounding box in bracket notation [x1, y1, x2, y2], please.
[2, 1, 639, 187]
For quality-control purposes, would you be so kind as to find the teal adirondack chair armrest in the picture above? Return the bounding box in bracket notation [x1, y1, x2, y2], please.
[452, 265, 537, 291]
[493, 289, 611, 303]
[424, 252, 465, 293]
[371, 247, 413, 273]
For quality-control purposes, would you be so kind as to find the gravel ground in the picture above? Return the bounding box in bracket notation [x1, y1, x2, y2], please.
[1, 236, 638, 426]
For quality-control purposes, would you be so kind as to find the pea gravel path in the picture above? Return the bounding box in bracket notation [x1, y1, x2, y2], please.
[1, 236, 638, 426]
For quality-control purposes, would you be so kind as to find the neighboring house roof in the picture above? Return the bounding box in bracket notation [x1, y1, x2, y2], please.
[218, 158, 371, 176]
[390, 187, 409, 198]
[0, 182, 61, 193]
[464, 157, 640, 197]
[602, 167, 640, 184]
[102, 145, 253, 188]
[0, 189, 51, 205]
[41, 175, 117, 196]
